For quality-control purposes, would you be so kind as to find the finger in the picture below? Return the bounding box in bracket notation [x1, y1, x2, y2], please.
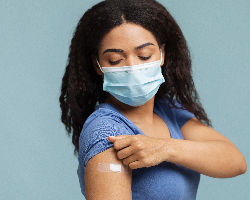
[107, 135, 130, 143]
[116, 146, 134, 160]
[122, 154, 138, 166]
[113, 136, 135, 151]
[129, 160, 149, 170]
[128, 161, 141, 170]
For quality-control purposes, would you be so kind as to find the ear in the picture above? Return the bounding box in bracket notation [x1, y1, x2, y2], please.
[160, 44, 165, 66]
[91, 54, 103, 76]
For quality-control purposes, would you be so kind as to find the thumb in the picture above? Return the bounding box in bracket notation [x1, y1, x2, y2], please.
[107, 135, 128, 142]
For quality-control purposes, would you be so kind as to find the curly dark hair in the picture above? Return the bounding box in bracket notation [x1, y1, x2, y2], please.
[60, 0, 211, 155]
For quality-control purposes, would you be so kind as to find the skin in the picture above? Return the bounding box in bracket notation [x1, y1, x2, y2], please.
[85, 23, 247, 199]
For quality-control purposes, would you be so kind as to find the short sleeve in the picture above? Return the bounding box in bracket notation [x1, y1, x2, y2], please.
[171, 100, 195, 129]
[78, 114, 134, 167]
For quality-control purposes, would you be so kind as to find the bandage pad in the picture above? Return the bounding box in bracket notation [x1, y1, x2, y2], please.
[98, 163, 128, 173]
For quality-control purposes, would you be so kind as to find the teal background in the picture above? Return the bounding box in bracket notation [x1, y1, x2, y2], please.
[1, 0, 249, 199]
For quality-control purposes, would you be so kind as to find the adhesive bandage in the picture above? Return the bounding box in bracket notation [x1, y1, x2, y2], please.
[98, 163, 128, 173]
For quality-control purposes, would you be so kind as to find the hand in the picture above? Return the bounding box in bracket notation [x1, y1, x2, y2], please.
[107, 135, 170, 169]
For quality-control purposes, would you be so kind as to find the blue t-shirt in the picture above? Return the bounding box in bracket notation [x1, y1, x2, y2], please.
[78, 98, 200, 199]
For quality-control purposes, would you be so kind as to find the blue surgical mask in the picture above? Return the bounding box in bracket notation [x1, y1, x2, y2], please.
[96, 51, 165, 106]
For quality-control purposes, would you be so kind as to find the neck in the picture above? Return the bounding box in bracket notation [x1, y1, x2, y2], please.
[104, 94, 155, 124]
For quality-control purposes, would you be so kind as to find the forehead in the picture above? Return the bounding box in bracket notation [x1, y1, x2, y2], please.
[99, 23, 159, 50]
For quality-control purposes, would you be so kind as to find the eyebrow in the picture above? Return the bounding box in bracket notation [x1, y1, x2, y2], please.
[134, 42, 155, 50]
[103, 42, 155, 54]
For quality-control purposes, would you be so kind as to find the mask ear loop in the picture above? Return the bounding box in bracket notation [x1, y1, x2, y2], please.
[160, 49, 162, 64]
[96, 58, 104, 73]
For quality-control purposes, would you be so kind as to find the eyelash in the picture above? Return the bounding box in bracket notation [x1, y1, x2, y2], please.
[109, 55, 152, 65]
[109, 60, 122, 65]
[139, 55, 152, 60]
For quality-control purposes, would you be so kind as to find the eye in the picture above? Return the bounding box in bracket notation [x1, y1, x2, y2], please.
[109, 59, 122, 65]
[139, 55, 152, 60]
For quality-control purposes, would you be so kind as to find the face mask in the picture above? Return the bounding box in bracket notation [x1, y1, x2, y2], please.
[96, 50, 165, 106]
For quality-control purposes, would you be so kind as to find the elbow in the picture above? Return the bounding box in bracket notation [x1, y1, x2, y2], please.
[233, 154, 247, 177]
[223, 153, 247, 178]
[238, 157, 247, 175]
[231, 146, 247, 176]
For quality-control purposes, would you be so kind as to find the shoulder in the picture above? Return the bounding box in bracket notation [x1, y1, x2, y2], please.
[155, 97, 195, 129]
[79, 105, 135, 167]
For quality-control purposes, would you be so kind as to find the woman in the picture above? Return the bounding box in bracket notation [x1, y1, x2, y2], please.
[60, 0, 247, 199]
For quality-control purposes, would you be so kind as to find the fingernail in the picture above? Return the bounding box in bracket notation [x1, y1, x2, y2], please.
[107, 136, 114, 141]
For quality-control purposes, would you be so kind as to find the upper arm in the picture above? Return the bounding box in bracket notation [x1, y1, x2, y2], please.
[181, 118, 234, 144]
[85, 147, 132, 200]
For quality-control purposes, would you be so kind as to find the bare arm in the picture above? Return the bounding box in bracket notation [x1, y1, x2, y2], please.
[108, 118, 247, 178]
[171, 118, 247, 178]
[85, 147, 132, 200]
